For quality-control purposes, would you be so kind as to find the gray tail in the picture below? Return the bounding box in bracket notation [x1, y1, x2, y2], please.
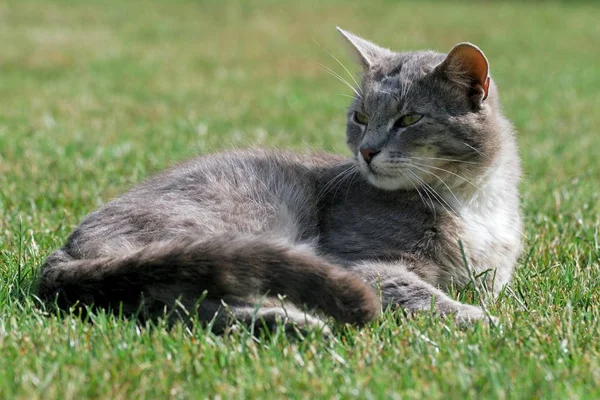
[37, 236, 379, 325]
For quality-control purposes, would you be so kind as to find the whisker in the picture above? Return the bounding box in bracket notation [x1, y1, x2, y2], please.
[406, 169, 459, 216]
[324, 167, 356, 195]
[317, 164, 357, 203]
[407, 163, 463, 208]
[343, 168, 360, 205]
[408, 167, 474, 215]
[318, 63, 362, 99]
[399, 169, 433, 216]
[328, 93, 360, 100]
[317, 167, 350, 198]
[411, 161, 481, 190]
[409, 156, 479, 165]
[421, 181, 458, 217]
[408, 173, 443, 210]
[404, 170, 437, 220]
[462, 142, 486, 158]
[330, 168, 357, 203]
[313, 39, 363, 95]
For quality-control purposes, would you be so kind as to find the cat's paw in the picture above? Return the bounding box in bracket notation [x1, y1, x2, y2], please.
[257, 308, 333, 337]
[284, 315, 333, 338]
[453, 304, 499, 325]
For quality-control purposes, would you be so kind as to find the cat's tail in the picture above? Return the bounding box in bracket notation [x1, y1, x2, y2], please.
[37, 235, 379, 325]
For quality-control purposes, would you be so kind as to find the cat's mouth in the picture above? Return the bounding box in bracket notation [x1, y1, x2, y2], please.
[357, 155, 407, 177]
[368, 169, 397, 179]
[356, 155, 435, 191]
[355, 155, 397, 185]
[365, 171, 413, 191]
[358, 163, 414, 191]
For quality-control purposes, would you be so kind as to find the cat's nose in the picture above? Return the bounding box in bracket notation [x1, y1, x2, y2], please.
[360, 147, 380, 164]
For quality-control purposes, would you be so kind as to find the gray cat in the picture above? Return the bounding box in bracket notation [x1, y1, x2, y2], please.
[37, 28, 522, 332]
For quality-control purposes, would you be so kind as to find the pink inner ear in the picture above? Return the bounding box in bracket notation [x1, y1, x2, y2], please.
[454, 46, 488, 86]
[446, 44, 490, 100]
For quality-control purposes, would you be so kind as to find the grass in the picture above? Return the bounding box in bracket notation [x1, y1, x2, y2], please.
[1, 0, 599, 398]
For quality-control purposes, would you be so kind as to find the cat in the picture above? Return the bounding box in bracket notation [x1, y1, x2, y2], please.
[37, 28, 522, 333]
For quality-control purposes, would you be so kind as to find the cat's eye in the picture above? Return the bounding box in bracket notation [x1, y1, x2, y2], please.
[396, 113, 424, 128]
[353, 111, 369, 125]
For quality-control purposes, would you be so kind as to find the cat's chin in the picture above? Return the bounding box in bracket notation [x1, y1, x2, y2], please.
[365, 172, 414, 191]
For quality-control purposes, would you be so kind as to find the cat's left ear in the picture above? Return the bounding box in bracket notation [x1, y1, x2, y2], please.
[336, 27, 392, 69]
[437, 43, 491, 104]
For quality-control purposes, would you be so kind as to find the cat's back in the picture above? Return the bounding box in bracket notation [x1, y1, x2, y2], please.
[65, 149, 348, 259]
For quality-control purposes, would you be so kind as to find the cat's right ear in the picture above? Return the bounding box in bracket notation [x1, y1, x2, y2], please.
[336, 27, 392, 69]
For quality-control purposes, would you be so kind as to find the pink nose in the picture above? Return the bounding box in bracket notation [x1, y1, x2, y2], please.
[360, 147, 380, 164]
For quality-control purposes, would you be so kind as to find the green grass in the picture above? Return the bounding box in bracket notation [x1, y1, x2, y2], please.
[1, 0, 599, 398]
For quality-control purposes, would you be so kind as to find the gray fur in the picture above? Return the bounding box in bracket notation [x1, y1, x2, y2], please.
[37, 29, 522, 331]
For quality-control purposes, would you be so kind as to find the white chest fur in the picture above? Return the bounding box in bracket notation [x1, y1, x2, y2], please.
[445, 165, 522, 294]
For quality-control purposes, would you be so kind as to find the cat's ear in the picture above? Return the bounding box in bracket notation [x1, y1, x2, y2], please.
[336, 27, 392, 69]
[437, 43, 491, 104]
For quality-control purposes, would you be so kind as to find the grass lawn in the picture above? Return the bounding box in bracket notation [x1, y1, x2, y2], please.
[1, 0, 599, 398]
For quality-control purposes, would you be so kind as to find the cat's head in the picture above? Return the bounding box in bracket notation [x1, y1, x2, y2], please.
[337, 28, 505, 192]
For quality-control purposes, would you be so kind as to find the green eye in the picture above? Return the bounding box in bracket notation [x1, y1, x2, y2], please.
[353, 111, 369, 125]
[397, 113, 423, 128]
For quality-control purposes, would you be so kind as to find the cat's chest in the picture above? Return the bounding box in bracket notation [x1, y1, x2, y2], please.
[316, 188, 440, 263]
[452, 201, 522, 289]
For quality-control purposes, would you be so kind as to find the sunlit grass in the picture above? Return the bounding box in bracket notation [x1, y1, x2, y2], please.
[1, 0, 599, 398]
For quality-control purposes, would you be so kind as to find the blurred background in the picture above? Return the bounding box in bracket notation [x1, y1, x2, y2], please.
[0, 0, 599, 249]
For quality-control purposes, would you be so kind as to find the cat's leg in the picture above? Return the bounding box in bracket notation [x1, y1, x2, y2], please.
[349, 261, 496, 323]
